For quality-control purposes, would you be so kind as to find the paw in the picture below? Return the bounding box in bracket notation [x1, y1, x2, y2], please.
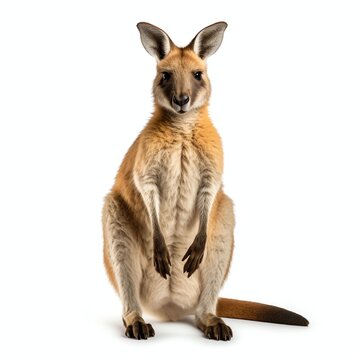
[182, 232, 206, 277]
[125, 321, 155, 340]
[204, 323, 233, 341]
[153, 239, 171, 279]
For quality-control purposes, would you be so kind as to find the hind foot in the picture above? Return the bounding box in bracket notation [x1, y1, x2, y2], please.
[197, 313, 233, 341]
[123, 314, 155, 340]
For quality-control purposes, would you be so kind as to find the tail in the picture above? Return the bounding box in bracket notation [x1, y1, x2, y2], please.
[216, 298, 309, 326]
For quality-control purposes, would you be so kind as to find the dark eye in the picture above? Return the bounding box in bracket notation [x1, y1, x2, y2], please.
[194, 71, 202, 81]
[162, 72, 171, 81]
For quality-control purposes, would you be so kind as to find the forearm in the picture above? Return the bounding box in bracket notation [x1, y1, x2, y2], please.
[134, 171, 160, 231]
[182, 169, 221, 277]
[134, 168, 171, 278]
[196, 171, 221, 234]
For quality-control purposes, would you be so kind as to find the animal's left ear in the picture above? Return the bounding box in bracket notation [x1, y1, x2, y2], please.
[188, 22, 228, 60]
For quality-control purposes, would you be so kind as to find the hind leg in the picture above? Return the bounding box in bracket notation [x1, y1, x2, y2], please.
[103, 193, 154, 340]
[195, 192, 235, 341]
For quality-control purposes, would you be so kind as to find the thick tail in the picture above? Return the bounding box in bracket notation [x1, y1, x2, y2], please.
[216, 298, 309, 326]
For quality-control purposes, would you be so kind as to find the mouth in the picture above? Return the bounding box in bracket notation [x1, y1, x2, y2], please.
[171, 102, 190, 114]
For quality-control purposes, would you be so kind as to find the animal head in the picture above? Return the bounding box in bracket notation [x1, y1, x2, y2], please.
[137, 22, 227, 115]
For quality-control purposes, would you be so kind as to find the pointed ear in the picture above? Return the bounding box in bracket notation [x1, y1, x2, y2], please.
[188, 22, 228, 60]
[137, 22, 174, 61]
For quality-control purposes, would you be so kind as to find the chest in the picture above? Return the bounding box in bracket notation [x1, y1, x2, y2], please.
[157, 142, 201, 234]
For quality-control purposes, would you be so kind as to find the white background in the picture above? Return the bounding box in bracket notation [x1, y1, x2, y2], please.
[1, 0, 359, 359]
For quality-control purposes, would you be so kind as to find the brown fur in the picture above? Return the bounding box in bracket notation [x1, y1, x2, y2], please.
[217, 298, 309, 326]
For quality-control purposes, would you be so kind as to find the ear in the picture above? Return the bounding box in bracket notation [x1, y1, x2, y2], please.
[137, 22, 174, 61]
[188, 22, 228, 60]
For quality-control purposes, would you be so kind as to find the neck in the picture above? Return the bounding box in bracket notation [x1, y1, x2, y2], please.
[152, 104, 209, 130]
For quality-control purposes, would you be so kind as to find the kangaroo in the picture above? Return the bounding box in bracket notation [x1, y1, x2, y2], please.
[102, 21, 309, 341]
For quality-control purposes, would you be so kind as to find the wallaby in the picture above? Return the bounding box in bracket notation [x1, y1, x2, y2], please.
[102, 21, 308, 341]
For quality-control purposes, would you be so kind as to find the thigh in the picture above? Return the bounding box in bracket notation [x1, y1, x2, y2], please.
[102, 193, 145, 294]
[205, 191, 235, 284]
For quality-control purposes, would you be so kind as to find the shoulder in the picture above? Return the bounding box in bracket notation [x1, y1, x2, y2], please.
[193, 112, 223, 169]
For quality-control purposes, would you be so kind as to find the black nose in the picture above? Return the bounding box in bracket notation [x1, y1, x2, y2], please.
[173, 95, 190, 106]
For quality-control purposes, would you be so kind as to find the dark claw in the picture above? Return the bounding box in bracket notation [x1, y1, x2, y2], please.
[182, 232, 206, 277]
[204, 323, 233, 341]
[133, 322, 140, 339]
[148, 324, 155, 337]
[153, 245, 171, 279]
[125, 325, 133, 338]
[205, 326, 213, 339]
[182, 248, 191, 261]
[182, 247, 204, 277]
[125, 321, 155, 340]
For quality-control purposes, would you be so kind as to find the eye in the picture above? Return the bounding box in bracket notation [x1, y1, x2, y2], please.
[162, 72, 171, 81]
[193, 71, 202, 81]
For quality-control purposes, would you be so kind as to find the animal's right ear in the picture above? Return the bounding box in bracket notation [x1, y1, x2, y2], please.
[137, 22, 173, 62]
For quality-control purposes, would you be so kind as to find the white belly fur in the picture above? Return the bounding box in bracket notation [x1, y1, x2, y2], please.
[140, 142, 202, 320]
